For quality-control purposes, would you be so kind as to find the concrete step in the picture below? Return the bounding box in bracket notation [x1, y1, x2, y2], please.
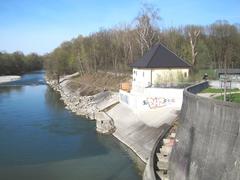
[156, 170, 169, 180]
[157, 152, 169, 159]
[163, 138, 175, 146]
[160, 146, 172, 155]
[157, 153, 169, 162]
[157, 161, 169, 171]
[170, 132, 176, 138]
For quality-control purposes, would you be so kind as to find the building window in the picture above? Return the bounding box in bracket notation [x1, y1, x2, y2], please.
[184, 72, 187, 78]
[143, 72, 144, 77]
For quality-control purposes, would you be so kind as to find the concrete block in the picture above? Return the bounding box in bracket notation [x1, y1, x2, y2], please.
[170, 132, 176, 138]
[160, 146, 172, 155]
[156, 170, 169, 180]
[157, 161, 169, 170]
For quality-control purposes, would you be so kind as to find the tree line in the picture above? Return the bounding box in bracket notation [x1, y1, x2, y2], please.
[0, 51, 43, 75]
[43, 5, 240, 79]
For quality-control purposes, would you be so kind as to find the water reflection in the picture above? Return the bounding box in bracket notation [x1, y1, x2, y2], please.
[0, 71, 143, 180]
[0, 86, 23, 103]
[44, 86, 65, 111]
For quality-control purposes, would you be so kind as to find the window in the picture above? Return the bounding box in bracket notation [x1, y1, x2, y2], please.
[184, 72, 187, 78]
[143, 72, 144, 77]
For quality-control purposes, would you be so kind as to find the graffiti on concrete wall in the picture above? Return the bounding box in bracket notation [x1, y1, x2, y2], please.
[145, 97, 175, 109]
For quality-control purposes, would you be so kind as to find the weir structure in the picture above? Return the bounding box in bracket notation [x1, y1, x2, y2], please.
[144, 81, 240, 180]
[169, 81, 240, 180]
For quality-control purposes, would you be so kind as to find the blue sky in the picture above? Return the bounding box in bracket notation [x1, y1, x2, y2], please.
[0, 0, 239, 55]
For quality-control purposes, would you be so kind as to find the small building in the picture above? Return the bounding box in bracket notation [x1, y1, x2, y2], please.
[217, 69, 240, 81]
[131, 43, 191, 91]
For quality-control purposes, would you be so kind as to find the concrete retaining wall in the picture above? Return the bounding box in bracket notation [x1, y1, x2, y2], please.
[119, 88, 183, 110]
[169, 81, 240, 180]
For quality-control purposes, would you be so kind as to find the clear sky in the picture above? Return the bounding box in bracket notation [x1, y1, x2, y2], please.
[0, 0, 239, 55]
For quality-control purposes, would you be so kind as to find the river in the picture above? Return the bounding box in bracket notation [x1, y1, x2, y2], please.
[0, 71, 143, 180]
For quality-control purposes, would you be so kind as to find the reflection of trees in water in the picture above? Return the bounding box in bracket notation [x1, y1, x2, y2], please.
[0, 85, 22, 94]
[0, 86, 23, 102]
[44, 86, 65, 111]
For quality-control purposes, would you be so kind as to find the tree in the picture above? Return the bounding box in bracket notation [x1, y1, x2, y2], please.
[184, 26, 201, 73]
[208, 21, 238, 101]
[135, 4, 161, 56]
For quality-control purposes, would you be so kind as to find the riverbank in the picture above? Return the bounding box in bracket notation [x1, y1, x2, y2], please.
[0, 75, 21, 84]
[46, 73, 178, 164]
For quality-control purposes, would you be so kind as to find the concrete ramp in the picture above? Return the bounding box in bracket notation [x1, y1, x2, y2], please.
[107, 103, 177, 162]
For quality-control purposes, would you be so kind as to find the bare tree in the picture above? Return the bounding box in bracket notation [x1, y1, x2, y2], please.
[185, 26, 201, 73]
[135, 4, 161, 56]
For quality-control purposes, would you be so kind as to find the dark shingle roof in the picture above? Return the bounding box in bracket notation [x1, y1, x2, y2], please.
[131, 43, 192, 68]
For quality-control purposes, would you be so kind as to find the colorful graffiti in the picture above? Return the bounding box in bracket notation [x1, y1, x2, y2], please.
[146, 97, 175, 109]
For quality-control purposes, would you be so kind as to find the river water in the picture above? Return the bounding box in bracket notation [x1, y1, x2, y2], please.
[0, 71, 143, 180]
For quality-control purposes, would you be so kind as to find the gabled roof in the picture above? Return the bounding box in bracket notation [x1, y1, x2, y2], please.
[131, 43, 192, 69]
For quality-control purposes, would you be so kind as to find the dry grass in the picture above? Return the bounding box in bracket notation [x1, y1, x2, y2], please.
[67, 72, 131, 96]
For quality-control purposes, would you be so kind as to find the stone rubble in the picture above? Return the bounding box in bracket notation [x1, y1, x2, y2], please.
[46, 78, 117, 134]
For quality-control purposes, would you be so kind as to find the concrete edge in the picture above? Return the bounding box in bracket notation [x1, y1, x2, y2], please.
[184, 81, 240, 108]
[143, 123, 172, 180]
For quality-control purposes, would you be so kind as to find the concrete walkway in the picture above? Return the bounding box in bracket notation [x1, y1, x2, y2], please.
[106, 103, 178, 162]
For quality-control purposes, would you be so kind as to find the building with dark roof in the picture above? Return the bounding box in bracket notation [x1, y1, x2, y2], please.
[131, 43, 191, 90]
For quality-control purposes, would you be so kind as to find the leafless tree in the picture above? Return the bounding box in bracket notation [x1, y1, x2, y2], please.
[135, 4, 161, 56]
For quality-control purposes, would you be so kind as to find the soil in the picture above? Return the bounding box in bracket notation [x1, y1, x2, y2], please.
[67, 72, 131, 96]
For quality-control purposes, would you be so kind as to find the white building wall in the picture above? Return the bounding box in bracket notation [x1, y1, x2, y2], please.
[132, 68, 152, 92]
[119, 88, 183, 111]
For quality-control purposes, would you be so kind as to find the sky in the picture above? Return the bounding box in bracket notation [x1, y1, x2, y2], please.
[0, 0, 239, 55]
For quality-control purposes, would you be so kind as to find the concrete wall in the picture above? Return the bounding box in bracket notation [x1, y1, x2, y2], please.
[132, 68, 152, 90]
[169, 81, 240, 180]
[152, 68, 189, 85]
[119, 88, 183, 110]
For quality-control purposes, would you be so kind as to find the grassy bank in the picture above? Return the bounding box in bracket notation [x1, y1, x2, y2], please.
[201, 87, 239, 93]
[215, 93, 240, 103]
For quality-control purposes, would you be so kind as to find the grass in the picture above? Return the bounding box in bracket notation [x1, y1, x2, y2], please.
[67, 72, 131, 95]
[215, 93, 240, 103]
[189, 69, 218, 81]
[201, 87, 240, 93]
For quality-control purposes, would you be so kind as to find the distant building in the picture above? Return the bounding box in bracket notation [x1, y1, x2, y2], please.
[131, 43, 191, 91]
[217, 69, 240, 81]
